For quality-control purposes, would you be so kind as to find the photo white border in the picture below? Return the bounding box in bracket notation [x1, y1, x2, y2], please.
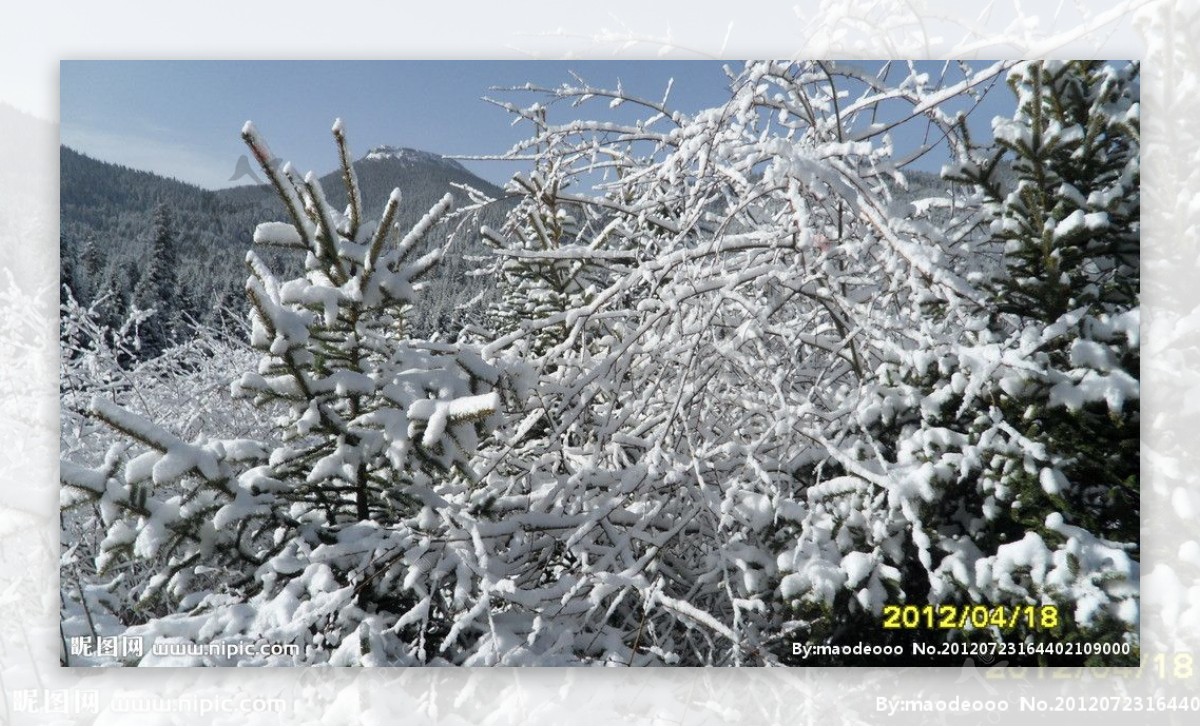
[1, 1, 1193, 723]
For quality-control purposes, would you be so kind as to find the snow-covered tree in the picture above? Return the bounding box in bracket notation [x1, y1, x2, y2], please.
[129, 203, 181, 357]
[829, 60, 1141, 657]
[80, 237, 106, 292]
[960, 60, 1139, 636]
[61, 120, 510, 664]
[481, 162, 601, 358]
[972, 61, 1139, 323]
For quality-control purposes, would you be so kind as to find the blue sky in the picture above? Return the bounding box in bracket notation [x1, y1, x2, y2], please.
[61, 60, 1015, 190]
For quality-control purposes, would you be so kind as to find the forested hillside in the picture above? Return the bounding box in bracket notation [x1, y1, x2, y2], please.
[60, 144, 508, 342]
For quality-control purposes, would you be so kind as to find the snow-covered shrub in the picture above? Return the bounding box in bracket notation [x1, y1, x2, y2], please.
[466, 61, 1122, 664]
[60, 285, 268, 637]
[61, 120, 511, 664]
[61, 289, 262, 462]
[60, 287, 152, 430]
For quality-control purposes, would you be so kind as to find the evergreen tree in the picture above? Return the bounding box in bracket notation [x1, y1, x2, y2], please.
[984, 61, 1140, 639]
[62, 120, 506, 664]
[482, 162, 598, 358]
[80, 236, 106, 301]
[978, 61, 1140, 323]
[60, 235, 80, 307]
[999, 60, 1140, 541]
[131, 203, 181, 357]
[833, 60, 1141, 657]
[945, 60, 1140, 545]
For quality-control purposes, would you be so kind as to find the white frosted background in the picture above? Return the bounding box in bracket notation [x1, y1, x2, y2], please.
[1, 0, 1195, 723]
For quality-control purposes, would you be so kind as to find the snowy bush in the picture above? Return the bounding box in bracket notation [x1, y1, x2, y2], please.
[62, 121, 512, 664]
[466, 60, 1138, 664]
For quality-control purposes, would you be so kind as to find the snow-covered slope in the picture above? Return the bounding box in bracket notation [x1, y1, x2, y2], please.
[362, 145, 470, 173]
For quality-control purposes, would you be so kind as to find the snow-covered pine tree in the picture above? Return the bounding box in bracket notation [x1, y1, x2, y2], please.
[235, 119, 503, 523]
[131, 203, 180, 358]
[481, 159, 598, 358]
[966, 60, 1140, 645]
[831, 60, 1140, 659]
[60, 234, 80, 307]
[60, 120, 508, 664]
[977, 61, 1139, 324]
[80, 237, 106, 298]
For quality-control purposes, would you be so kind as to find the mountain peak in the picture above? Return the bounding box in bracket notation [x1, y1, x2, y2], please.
[362, 145, 466, 172]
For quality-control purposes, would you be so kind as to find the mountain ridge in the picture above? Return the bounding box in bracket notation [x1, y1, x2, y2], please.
[362, 145, 471, 173]
[60, 143, 511, 335]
